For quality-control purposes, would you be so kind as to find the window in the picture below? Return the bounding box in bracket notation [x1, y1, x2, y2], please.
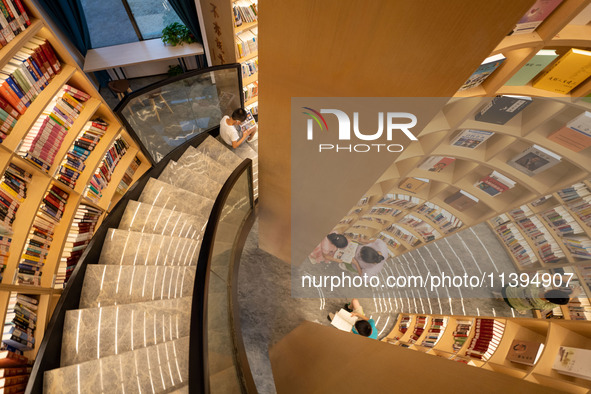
[81, 0, 184, 48]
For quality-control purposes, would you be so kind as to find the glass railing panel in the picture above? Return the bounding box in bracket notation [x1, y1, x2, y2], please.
[119, 66, 242, 162]
[206, 168, 252, 392]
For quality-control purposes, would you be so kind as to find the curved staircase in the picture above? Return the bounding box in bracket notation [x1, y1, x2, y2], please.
[41, 136, 256, 393]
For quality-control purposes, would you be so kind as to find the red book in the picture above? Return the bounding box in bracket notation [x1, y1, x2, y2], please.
[0, 351, 28, 367]
[0, 95, 19, 118]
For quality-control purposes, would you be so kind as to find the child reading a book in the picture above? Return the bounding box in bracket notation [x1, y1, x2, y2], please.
[308, 233, 349, 264]
[328, 299, 377, 339]
[219, 108, 257, 148]
[493, 284, 576, 314]
[350, 238, 389, 277]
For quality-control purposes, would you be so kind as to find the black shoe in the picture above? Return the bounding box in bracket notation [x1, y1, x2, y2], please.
[344, 303, 353, 312]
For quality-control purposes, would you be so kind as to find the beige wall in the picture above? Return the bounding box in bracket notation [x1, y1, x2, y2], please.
[258, 0, 537, 263]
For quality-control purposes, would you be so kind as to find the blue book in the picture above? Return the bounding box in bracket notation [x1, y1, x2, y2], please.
[459, 54, 506, 91]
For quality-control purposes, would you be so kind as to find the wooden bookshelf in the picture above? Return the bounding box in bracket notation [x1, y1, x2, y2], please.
[198, 0, 259, 114]
[384, 313, 591, 393]
[339, 0, 591, 259]
[0, 0, 151, 362]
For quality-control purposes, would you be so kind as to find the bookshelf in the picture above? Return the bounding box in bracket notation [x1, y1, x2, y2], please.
[384, 313, 591, 393]
[0, 0, 150, 368]
[199, 0, 258, 115]
[337, 0, 591, 260]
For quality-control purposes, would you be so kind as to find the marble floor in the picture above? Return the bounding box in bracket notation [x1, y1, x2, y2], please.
[238, 220, 527, 394]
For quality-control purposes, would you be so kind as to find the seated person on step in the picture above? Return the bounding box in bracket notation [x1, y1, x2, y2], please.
[219, 108, 257, 148]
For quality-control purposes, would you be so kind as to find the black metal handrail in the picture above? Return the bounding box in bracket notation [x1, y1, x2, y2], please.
[25, 131, 258, 393]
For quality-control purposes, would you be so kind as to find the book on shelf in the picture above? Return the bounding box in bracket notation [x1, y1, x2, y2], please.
[330, 309, 358, 332]
[505, 50, 559, 86]
[235, 28, 257, 58]
[57, 118, 108, 189]
[418, 156, 455, 172]
[115, 155, 142, 195]
[398, 315, 412, 334]
[0, 163, 32, 259]
[0, 35, 60, 121]
[17, 185, 69, 286]
[450, 129, 494, 149]
[452, 320, 473, 352]
[553, 346, 591, 381]
[408, 316, 428, 344]
[398, 177, 428, 194]
[55, 203, 102, 287]
[507, 144, 561, 176]
[475, 95, 532, 125]
[0, 351, 27, 368]
[458, 54, 506, 91]
[243, 81, 258, 102]
[420, 317, 447, 348]
[2, 294, 37, 353]
[233, 0, 258, 27]
[511, 0, 563, 35]
[444, 190, 479, 212]
[563, 236, 591, 259]
[474, 170, 516, 197]
[18, 84, 89, 173]
[0, 0, 31, 48]
[569, 3, 591, 25]
[84, 137, 130, 203]
[465, 318, 505, 361]
[532, 48, 591, 94]
[506, 339, 544, 366]
[547, 111, 591, 152]
[241, 57, 258, 78]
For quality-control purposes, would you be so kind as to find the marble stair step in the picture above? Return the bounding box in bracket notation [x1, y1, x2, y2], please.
[80, 265, 195, 309]
[191, 135, 242, 170]
[60, 297, 191, 367]
[139, 178, 215, 219]
[175, 150, 233, 185]
[100, 229, 201, 267]
[44, 337, 189, 394]
[158, 161, 223, 201]
[119, 200, 207, 240]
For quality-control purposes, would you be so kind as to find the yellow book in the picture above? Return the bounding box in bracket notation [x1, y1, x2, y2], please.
[532, 48, 591, 94]
[0, 183, 23, 203]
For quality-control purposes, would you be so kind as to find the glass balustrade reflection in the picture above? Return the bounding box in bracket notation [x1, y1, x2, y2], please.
[207, 168, 252, 392]
[119, 67, 242, 162]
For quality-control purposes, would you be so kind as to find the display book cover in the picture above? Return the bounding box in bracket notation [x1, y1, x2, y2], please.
[553, 346, 591, 381]
[418, 156, 455, 173]
[475, 95, 532, 125]
[532, 48, 591, 94]
[475, 170, 516, 197]
[444, 190, 479, 212]
[507, 144, 562, 176]
[399, 177, 429, 194]
[458, 53, 506, 91]
[505, 339, 545, 366]
[511, 0, 563, 35]
[504, 49, 558, 86]
[547, 111, 591, 152]
[450, 129, 495, 149]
